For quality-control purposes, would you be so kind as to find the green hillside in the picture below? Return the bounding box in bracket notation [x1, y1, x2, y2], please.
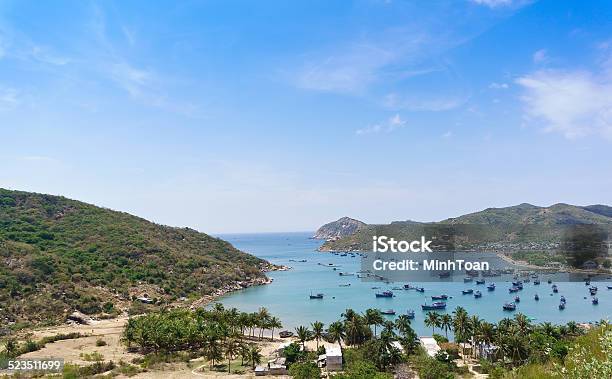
[0, 189, 269, 327]
[320, 203, 612, 252]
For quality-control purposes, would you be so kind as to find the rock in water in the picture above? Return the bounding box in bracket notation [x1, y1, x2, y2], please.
[313, 217, 366, 240]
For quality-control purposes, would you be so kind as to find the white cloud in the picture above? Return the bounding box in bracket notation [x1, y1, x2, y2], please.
[442, 131, 453, 138]
[383, 93, 467, 111]
[516, 69, 612, 139]
[356, 114, 406, 135]
[489, 82, 509, 89]
[471, 0, 525, 8]
[532, 49, 548, 64]
[293, 43, 398, 94]
[0, 87, 19, 110]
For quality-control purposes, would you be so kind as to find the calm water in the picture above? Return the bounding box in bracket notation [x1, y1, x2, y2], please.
[216, 232, 612, 335]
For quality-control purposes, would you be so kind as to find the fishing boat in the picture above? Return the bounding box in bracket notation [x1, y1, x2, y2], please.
[438, 271, 451, 278]
[503, 302, 516, 311]
[592, 297, 599, 305]
[534, 279, 540, 285]
[462, 289, 473, 295]
[421, 302, 446, 310]
[558, 302, 565, 310]
[403, 284, 412, 289]
[375, 291, 394, 298]
[534, 294, 539, 301]
[514, 296, 520, 302]
[431, 294, 448, 300]
[585, 281, 590, 286]
[560, 296, 566, 303]
[589, 286, 598, 292]
[381, 309, 396, 315]
[392, 287, 404, 291]
[415, 287, 425, 292]
[339, 283, 351, 287]
[474, 290, 482, 298]
[309, 293, 324, 299]
[464, 277, 473, 282]
[512, 280, 522, 286]
[339, 272, 354, 276]
[487, 283, 496, 291]
[590, 288, 597, 296]
[476, 279, 485, 285]
[608, 285, 612, 290]
[547, 279, 552, 284]
[552, 284, 558, 293]
[509, 286, 520, 293]
[406, 310, 415, 319]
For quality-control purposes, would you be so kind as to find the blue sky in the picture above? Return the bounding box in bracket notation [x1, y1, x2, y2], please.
[1, 0, 612, 233]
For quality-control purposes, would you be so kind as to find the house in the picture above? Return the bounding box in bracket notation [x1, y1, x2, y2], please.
[419, 337, 441, 357]
[325, 346, 343, 371]
[254, 358, 288, 376]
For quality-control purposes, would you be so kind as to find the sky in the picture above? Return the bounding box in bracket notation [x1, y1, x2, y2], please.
[1, 0, 612, 233]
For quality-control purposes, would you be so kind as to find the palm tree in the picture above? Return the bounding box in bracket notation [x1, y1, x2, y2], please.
[268, 316, 282, 341]
[469, 315, 481, 357]
[4, 339, 17, 357]
[327, 321, 346, 351]
[247, 345, 262, 370]
[204, 337, 223, 369]
[514, 313, 531, 336]
[394, 315, 412, 336]
[295, 325, 312, 350]
[365, 308, 383, 337]
[440, 314, 453, 339]
[225, 339, 240, 373]
[257, 307, 270, 340]
[342, 308, 358, 322]
[311, 321, 324, 351]
[424, 312, 441, 335]
[477, 321, 495, 360]
[566, 321, 580, 336]
[453, 307, 470, 343]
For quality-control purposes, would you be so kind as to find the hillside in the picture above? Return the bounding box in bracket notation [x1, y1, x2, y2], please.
[312, 217, 366, 240]
[0, 189, 271, 327]
[319, 203, 612, 252]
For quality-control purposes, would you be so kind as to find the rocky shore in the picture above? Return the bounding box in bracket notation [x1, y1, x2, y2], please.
[190, 264, 290, 309]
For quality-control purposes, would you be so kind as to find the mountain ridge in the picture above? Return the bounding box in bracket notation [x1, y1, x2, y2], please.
[0, 188, 271, 326]
[318, 203, 612, 251]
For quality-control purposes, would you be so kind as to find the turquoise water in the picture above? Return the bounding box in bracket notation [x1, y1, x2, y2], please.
[217, 232, 612, 335]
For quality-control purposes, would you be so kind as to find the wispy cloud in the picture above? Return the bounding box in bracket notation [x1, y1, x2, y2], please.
[383, 92, 468, 111]
[470, 0, 531, 8]
[356, 114, 406, 135]
[0, 87, 19, 110]
[516, 68, 612, 139]
[532, 49, 548, 64]
[489, 82, 509, 89]
[292, 41, 408, 94]
[88, 6, 202, 117]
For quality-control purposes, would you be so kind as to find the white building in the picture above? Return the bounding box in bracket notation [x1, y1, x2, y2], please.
[325, 346, 343, 371]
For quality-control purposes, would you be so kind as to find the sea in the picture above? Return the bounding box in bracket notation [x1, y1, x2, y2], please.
[216, 232, 612, 336]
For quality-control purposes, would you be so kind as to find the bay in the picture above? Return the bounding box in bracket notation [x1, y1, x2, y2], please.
[217, 232, 612, 336]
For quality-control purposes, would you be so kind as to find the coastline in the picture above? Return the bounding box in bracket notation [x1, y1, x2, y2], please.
[189, 263, 290, 309]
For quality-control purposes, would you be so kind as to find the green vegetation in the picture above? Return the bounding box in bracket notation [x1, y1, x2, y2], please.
[0, 188, 268, 325]
[422, 306, 612, 378]
[320, 203, 612, 254]
[510, 251, 567, 266]
[0, 332, 84, 360]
